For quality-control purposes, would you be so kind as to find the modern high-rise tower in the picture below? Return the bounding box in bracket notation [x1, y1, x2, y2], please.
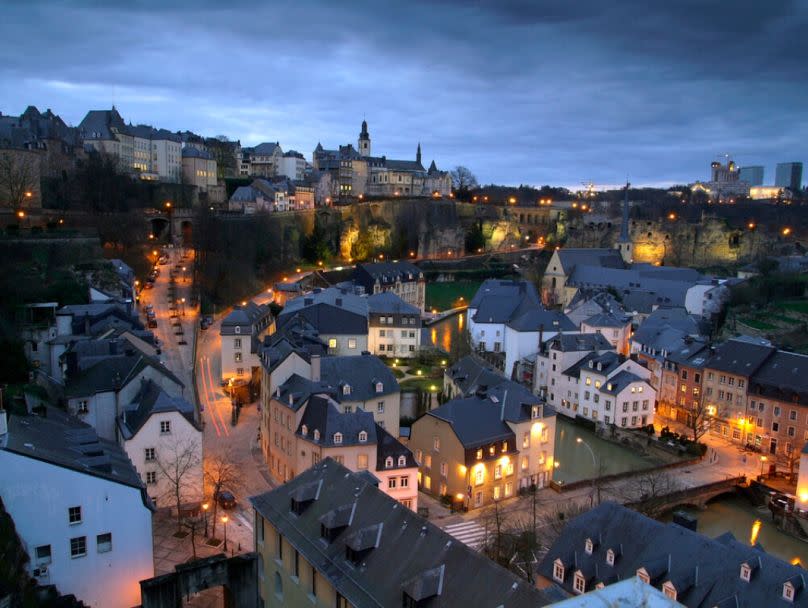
[775, 162, 803, 191]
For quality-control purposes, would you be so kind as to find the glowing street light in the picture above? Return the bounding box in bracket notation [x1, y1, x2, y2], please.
[202, 502, 209, 537]
[783, 227, 792, 236]
[221, 515, 229, 550]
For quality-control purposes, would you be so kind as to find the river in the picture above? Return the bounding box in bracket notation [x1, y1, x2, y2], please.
[428, 313, 808, 563]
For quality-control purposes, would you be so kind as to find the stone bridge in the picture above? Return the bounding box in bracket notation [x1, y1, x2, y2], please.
[628, 475, 747, 515]
[144, 207, 197, 245]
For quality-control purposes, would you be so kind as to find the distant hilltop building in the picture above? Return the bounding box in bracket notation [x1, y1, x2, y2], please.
[775, 161, 803, 192]
[312, 120, 452, 199]
[691, 157, 750, 201]
[739, 165, 764, 186]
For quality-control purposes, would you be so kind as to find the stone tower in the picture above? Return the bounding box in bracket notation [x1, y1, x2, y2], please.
[358, 120, 371, 157]
[616, 181, 633, 264]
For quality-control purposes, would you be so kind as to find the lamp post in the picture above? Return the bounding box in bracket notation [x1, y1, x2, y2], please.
[760, 455, 768, 478]
[221, 515, 229, 551]
[576, 437, 599, 506]
[180, 297, 186, 317]
[164, 201, 173, 243]
[202, 502, 209, 538]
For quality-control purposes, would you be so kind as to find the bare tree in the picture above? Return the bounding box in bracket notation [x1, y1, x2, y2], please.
[0, 150, 39, 210]
[480, 494, 508, 567]
[155, 436, 202, 530]
[687, 401, 711, 444]
[205, 448, 241, 540]
[450, 166, 479, 191]
[182, 515, 205, 560]
[615, 470, 682, 518]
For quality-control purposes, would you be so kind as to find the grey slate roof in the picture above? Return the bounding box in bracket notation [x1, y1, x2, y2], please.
[78, 108, 127, 140]
[446, 355, 505, 396]
[599, 370, 645, 396]
[664, 338, 711, 368]
[749, 350, 808, 403]
[249, 459, 552, 607]
[118, 379, 201, 440]
[65, 352, 183, 398]
[705, 339, 776, 376]
[366, 291, 420, 315]
[568, 267, 693, 310]
[182, 146, 212, 159]
[273, 374, 336, 412]
[278, 288, 368, 335]
[506, 308, 576, 332]
[538, 501, 808, 608]
[2, 409, 151, 505]
[548, 333, 614, 353]
[220, 301, 272, 335]
[260, 316, 327, 373]
[469, 278, 541, 312]
[375, 425, 417, 470]
[555, 249, 626, 274]
[319, 354, 399, 400]
[582, 312, 629, 329]
[353, 262, 423, 292]
[297, 395, 378, 447]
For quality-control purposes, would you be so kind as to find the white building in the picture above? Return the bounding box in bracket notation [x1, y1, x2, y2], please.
[549, 349, 656, 429]
[220, 301, 273, 383]
[366, 291, 422, 358]
[468, 279, 575, 377]
[684, 281, 730, 319]
[130, 125, 183, 182]
[64, 353, 185, 442]
[0, 408, 153, 608]
[277, 150, 306, 180]
[118, 379, 203, 511]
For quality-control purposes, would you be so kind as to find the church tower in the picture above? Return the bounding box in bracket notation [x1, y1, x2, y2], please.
[358, 120, 371, 157]
[616, 181, 633, 264]
[416, 142, 422, 166]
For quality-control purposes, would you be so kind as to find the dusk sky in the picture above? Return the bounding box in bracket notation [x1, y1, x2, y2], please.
[2, 0, 806, 188]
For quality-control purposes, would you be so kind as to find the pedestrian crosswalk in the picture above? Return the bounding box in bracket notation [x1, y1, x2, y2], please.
[442, 520, 487, 550]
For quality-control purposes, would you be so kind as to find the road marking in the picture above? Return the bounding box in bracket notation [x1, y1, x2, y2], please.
[204, 356, 229, 436]
[442, 521, 487, 550]
[200, 356, 222, 437]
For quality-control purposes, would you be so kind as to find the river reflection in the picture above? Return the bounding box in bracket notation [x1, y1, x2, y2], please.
[426, 311, 464, 353]
[665, 495, 808, 565]
[553, 418, 662, 484]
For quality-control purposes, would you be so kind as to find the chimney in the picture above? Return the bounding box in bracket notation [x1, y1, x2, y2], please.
[311, 354, 321, 382]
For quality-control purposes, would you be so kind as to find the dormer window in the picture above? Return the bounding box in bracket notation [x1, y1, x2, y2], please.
[489, 444, 495, 455]
[358, 431, 368, 443]
[375, 382, 384, 393]
[784, 582, 796, 602]
[385, 456, 394, 469]
[740, 564, 751, 582]
[606, 549, 615, 566]
[636, 568, 650, 585]
[552, 559, 565, 583]
[532, 405, 540, 419]
[334, 432, 343, 445]
[343, 384, 351, 396]
[301, 425, 308, 437]
[662, 582, 677, 601]
[607, 383, 613, 391]
[235, 326, 241, 334]
[585, 538, 593, 555]
[313, 429, 320, 442]
[398, 455, 406, 467]
[573, 571, 586, 594]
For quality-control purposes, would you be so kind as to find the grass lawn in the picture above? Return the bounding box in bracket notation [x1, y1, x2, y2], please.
[426, 281, 482, 312]
[739, 317, 778, 331]
[400, 377, 443, 392]
[778, 300, 808, 315]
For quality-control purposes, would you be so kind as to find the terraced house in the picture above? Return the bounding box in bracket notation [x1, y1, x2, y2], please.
[409, 379, 556, 509]
[249, 459, 551, 608]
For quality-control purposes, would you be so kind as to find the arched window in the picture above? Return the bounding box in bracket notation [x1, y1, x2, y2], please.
[358, 431, 368, 443]
[301, 425, 308, 436]
[343, 384, 351, 396]
[313, 429, 320, 442]
[398, 455, 406, 467]
[385, 456, 394, 469]
[235, 326, 241, 334]
[375, 382, 384, 393]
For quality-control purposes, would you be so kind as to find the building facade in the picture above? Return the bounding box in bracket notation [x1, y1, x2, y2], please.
[220, 301, 273, 383]
[0, 409, 153, 608]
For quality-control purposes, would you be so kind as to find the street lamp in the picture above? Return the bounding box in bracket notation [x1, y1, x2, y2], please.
[221, 515, 229, 550]
[180, 297, 186, 317]
[576, 437, 599, 505]
[760, 455, 768, 477]
[202, 502, 209, 537]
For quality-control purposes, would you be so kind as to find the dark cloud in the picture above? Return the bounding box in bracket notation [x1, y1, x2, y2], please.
[1, 0, 806, 187]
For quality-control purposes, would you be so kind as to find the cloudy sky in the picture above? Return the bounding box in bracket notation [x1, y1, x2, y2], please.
[2, 0, 806, 187]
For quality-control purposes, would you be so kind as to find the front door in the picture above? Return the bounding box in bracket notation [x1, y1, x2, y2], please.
[770, 438, 778, 454]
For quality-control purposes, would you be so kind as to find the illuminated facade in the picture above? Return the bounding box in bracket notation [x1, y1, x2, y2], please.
[409, 381, 556, 510]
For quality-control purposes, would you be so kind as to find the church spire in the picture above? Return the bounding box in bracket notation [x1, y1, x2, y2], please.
[416, 142, 422, 165]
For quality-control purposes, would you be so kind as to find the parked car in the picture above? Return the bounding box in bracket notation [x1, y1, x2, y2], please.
[215, 490, 237, 510]
[148, 318, 158, 328]
[200, 319, 210, 330]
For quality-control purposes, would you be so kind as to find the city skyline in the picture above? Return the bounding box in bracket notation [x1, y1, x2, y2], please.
[1, 0, 806, 187]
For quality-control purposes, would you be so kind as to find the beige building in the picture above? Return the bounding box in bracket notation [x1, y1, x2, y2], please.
[78, 107, 134, 173]
[219, 301, 273, 383]
[181, 146, 218, 191]
[410, 380, 556, 510]
[249, 459, 553, 608]
[265, 378, 417, 509]
[353, 261, 426, 311]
